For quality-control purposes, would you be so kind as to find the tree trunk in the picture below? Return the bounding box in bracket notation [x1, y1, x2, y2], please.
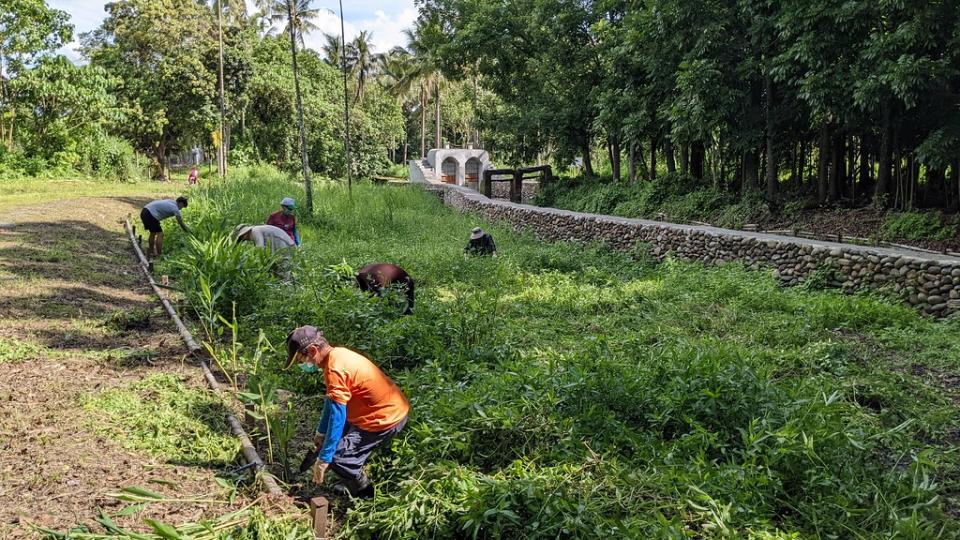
[874, 102, 892, 207]
[419, 85, 426, 157]
[817, 125, 830, 204]
[690, 141, 705, 180]
[649, 138, 658, 180]
[155, 137, 169, 181]
[434, 83, 442, 149]
[828, 134, 843, 202]
[798, 139, 807, 189]
[743, 149, 759, 188]
[680, 144, 689, 174]
[287, 0, 313, 211]
[664, 140, 676, 173]
[628, 141, 637, 183]
[926, 165, 946, 208]
[582, 142, 594, 177]
[951, 160, 960, 211]
[763, 72, 777, 202]
[859, 136, 871, 200]
[609, 138, 621, 182]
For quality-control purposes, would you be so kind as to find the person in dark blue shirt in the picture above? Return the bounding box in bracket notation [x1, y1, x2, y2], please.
[464, 227, 497, 257]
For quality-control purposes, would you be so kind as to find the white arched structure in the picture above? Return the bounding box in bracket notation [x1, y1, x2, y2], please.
[410, 147, 492, 187]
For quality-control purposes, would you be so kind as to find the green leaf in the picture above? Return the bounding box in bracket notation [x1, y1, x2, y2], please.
[146, 519, 184, 540]
[112, 503, 147, 517]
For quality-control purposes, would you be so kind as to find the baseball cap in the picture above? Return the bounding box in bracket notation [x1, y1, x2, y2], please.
[281, 197, 296, 209]
[284, 325, 323, 369]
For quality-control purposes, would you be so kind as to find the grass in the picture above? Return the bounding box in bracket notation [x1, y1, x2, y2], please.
[82, 374, 240, 466]
[0, 175, 175, 213]
[160, 168, 960, 538]
[0, 337, 46, 363]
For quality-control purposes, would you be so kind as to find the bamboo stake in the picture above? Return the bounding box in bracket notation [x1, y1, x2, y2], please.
[123, 220, 284, 497]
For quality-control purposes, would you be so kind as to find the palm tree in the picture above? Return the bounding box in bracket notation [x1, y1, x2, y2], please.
[404, 22, 446, 152]
[271, 0, 320, 48]
[213, 0, 248, 26]
[350, 31, 378, 104]
[379, 47, 419, 161]
[320, 32, 345, 68]
[275, 0, 313, 212]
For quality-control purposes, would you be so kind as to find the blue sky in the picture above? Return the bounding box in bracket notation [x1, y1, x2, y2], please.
[49, 0, 418, 62]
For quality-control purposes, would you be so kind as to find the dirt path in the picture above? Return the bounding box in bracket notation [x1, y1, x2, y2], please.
[0, 193, 242, 537]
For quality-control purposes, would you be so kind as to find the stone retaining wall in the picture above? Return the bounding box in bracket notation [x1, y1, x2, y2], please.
[426, 183, 960, 317]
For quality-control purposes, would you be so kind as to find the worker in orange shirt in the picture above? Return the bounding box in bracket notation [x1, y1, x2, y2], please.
[285, 325, 409, 499]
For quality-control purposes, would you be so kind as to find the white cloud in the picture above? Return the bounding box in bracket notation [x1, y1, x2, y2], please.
[302, 3, 417, 55]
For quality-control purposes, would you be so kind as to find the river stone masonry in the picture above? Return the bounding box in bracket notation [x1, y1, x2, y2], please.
[425, 183, 960, 317]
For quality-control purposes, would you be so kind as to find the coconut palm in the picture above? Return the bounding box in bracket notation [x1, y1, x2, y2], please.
[379, 47, 419, 161]
[403, 21, 446, 152]
[320, 32, 345, 68]
[213, 0, 248, 26]
[271, 0, 320, 48]
[350, 30, 378, 104]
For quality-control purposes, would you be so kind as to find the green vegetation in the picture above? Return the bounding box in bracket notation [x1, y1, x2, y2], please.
[160, 173, 960, 538]
[0, 337, 45, 363]
[41, 501, 313, 539]
[536, 174, 766, 228]
[82, 374, 239, 466]
[882, 212, 958, 243]
[420, 0, 960, 212]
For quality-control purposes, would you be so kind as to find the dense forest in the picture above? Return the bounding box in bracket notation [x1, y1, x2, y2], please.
[415, 0, 960, 212]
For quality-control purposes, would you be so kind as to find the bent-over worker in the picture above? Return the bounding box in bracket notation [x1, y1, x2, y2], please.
[234, 223, 295, 254]
[464, 227, 497, 257]
[140, 197, 190, 259]
[356, 262, 415, 315]
[266, 197, 300, 245]
[286, 325, 409, 499]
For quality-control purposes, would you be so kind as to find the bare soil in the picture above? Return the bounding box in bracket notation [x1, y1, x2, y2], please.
[0, 195, 244, 537]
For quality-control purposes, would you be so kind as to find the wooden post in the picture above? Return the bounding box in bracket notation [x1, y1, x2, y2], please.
[482, 169, 493, 198]
[310, 497, 329, 539]
[511, 169, 522, 203]
[542, 165, 552, 187]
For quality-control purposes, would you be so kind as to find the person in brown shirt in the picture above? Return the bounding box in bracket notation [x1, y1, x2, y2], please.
[355, 263, 414, 315]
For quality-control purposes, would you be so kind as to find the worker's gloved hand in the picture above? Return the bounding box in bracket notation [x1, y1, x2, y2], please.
[313, 461, 329, 484]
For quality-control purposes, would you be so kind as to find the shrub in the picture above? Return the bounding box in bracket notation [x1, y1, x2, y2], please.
[881, 211, 957, 242]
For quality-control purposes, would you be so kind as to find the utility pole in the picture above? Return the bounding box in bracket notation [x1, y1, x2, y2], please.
[216, 0, 227, 179]
[339, 0, 352, 196]
[287, 0, 314, 213]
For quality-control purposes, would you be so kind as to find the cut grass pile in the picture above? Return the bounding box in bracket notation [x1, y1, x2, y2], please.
[82, 374, 239, 466]
[159, 168, 960, 538]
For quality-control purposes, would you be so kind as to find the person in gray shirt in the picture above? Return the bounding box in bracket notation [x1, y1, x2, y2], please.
[235, 223, 297, 280]
[234, 224, 296, 253]
[140, 196, 190, 259]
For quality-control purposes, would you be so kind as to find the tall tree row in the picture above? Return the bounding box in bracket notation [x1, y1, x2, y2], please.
[418, 0, 960, 211]
[1, 0, 404, 181]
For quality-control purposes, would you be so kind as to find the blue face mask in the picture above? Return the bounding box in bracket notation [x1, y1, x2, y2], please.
[299, 362, 318, 374]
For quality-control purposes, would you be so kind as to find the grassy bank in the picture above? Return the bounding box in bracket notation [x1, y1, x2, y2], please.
[161, 168, 960, 538]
